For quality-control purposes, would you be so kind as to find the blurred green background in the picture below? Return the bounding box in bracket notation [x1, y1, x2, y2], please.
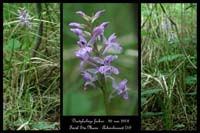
[63, 3, 138, 116]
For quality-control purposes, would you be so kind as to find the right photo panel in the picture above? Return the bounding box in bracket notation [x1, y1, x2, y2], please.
[141, 3, 197, 130]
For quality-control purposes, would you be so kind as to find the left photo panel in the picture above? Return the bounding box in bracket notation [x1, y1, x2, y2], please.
[3, 3, 60, 130]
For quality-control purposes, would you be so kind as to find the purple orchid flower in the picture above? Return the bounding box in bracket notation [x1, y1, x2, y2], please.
[69, 9, 129, 101]
[18, 8, 32, 29]
[76, 47, 98, 69]
[113, 79, 128, 100]
[82, 70, 98, 90]
[77, 36, 87, 48]
[75, 47, 92, 61]
[102, 33, 122, 55]
[98, 65, 119, 75]
[88, 22, 109, 46]
[93, 55, 118, 65]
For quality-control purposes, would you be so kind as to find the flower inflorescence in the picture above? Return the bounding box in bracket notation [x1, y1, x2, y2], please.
[69, 10, 128, 100]
[18, 8, 32, 29]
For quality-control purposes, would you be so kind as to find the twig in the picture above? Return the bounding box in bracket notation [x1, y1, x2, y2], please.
[31, 3, 43, 57]
[141, 4, 155, 28]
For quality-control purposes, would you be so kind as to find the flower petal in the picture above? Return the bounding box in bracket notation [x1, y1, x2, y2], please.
[93, 57, 104, 64]
[104, 55, 118, 65]
[76, 11, 86, 17]
[102, 45, 112, 55]
[123, 92, 128, 100]
[75, 47, 92, 60]
[108, 33, 116, 43]
[69, 22, 83, 29]
[85, 68, 98, 74]
[112, 42, 122, 52]
[77, 36, 87, 48]
[100, 22, 109, 28]
[84, 82, 96, 90]
[92, 9, 105, 23]
[119, 79, 128, 90]
[82, 71, 92, 81]
[70, 28, 83, 36]
[111, 66, 119, 75]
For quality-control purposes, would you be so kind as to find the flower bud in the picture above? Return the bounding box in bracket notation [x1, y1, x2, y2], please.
[69, 22, 83, 29]
[70, 28, 83, 36]
[91, 9, 105, 23]
[76, 11, 91, 22]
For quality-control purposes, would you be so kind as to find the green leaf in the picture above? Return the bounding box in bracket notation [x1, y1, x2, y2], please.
[158, 54, 184, 63]
[182, 37, 196, 44]
[141, 88, 162, 96]
[183, 92, 196, 96]
[31, 122, 58, 130]
[185, 75, 197, 85]
[3, 118, 6, 130]
[141, 97, 147, 105]
[153, 38, 164, 45]
[4, 39, 21, 51]
[175, 124, 185, 128]
[141, 31, 150, 36]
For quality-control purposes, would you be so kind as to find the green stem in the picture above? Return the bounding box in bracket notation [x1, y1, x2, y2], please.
[93, 42, 100, 56]
[87, 20, 109, 115]
[100, 75, 109, 115]
[99, 44, 106, 54]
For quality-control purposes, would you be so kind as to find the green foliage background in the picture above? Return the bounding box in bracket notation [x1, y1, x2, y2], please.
[141, 3, 197, 130]
[3, 3, 60, 130]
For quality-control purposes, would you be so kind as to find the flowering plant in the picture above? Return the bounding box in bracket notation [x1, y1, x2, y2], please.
[18, 7, 32, 29]
[69, 10, 129, 114]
